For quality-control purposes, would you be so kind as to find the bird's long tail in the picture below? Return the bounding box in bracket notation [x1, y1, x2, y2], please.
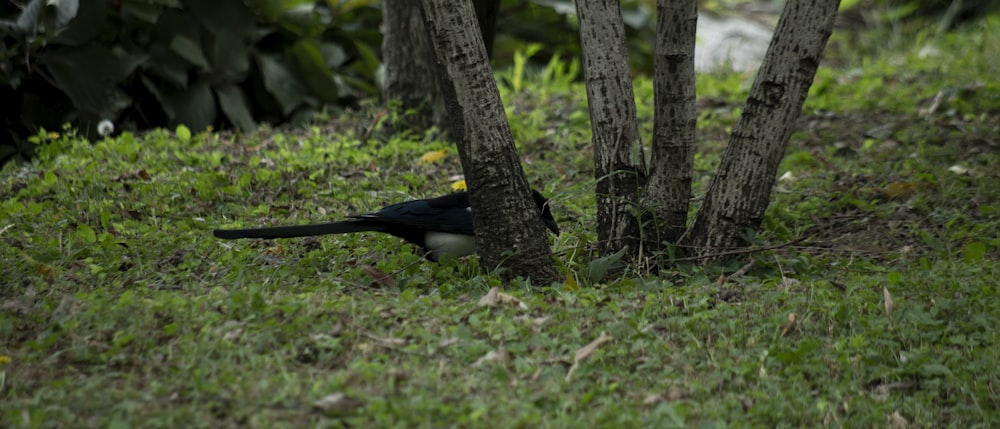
[213, 221, 381, 239]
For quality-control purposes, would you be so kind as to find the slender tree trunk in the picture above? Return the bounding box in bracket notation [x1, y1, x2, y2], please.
[644, 0, 697, 253]
[684, 0, 840, 260]
[575, 0, 646, 259]
[421, 0, 558, 284]
[382, 0, 445, 129]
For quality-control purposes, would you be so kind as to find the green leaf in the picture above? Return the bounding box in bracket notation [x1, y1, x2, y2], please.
[920, 363, 953, 377]
[40, 44, 127, 115]
[170, 34, 210, 69]
[887, 271, 902, 285]
[77, 224, 97, 244]
[320, 42, 347, 69]
[256, 53, 308, 115]
[182, 0, 255, 37]
[52, 0, 105, 46]
[290, 39, 339, 102]
[278, 3, 324, 37]
[114, 46, 150, 77]
[587, 246, 628, 283]
[963, 242, 986, 263]
[162, 81, 216, 131]
[175, 125, 191, 142]
[121, 2, 162, 23]
[215, 85, 257, 132]
[212, 31, 249, 79]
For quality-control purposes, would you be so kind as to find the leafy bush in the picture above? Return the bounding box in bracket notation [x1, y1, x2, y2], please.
[0, 0, 381, 164]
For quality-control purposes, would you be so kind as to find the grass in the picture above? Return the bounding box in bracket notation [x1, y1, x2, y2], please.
[2, 15, 999, 429]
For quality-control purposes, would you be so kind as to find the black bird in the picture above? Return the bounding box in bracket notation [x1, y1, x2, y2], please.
[213, 189, 559, 261]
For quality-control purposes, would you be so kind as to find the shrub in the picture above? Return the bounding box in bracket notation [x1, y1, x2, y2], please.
[0, 0, 381, 164]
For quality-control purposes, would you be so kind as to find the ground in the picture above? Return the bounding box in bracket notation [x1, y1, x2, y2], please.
[1, 14, 998, 429]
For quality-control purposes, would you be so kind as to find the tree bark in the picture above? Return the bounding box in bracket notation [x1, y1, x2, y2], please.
[575, 0, 646, 259]
[684, 0, 840, 260]
[382, 0, 498, 129]
[644, 0, 697, 253]
[382, 0, 446, 129]
[421, 0, 558, 284]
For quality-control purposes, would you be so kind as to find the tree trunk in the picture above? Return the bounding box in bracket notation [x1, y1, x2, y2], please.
[575, 0, 646, 259]
[684, 0, 841, 260]
[382, 0, 446, 130]
[644, 0, 697, 254]
[421, 0, 558, 284]
[382, 0, 498, 130]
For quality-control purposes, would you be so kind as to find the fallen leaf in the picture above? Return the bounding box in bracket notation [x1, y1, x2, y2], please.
[478, 287, 499, 306]
[642, 394, 664, 405]
[566, 333, 614, 382]
[563, 273, 578, 291]
[741, 396, 754, 411]
[872, 380, 917, 401]
[37, 263, 56, 280]
[313, 392, 364, 414]
[575, 334, 613, 361]
[360, 265, 395, 288]
[223, 328, 244, 341]
[780, 277, 800, 289]
[364, 333, 407, 347]
[477, 287, 528, 310]
[780, 312, 796, 337]
[881, 182, 919, 200]
[948, 165, 970, 175]
[111, 169, 151, 182]
[264, 244, 285, 256]
[417, 149, 448, 165]
[472, 348, 508, 367]
[716, 273, 728, 287]
[666, 385, 686, 401]
[888, 410, 909, 429]
[514, 315, 549, 328]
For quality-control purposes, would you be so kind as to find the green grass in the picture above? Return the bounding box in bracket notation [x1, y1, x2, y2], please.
[2, 16, 999, 429]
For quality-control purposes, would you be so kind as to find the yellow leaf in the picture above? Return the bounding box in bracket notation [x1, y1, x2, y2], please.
[563, 273, 578, 291]
[881, 182, 919, 200]
[417, 149, 448, 165]
[451, 180, 467, 192]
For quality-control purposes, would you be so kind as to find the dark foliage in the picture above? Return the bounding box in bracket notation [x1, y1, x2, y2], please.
[0, 0, 381, 164]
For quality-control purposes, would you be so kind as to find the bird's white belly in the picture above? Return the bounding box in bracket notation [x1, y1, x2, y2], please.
[424, 232, 477, 259]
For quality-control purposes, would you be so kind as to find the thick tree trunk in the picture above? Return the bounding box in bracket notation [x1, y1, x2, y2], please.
[382, 0, 446, 129]
[575, 0, 646, 259]
[644, 0, 697, 252]
[421, 0, 558, 284]
[382, 0, 498, 129]
[684, 0, 840, 260]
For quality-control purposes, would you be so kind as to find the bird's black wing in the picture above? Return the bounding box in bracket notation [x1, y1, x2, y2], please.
[350, 192, 474, 236]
